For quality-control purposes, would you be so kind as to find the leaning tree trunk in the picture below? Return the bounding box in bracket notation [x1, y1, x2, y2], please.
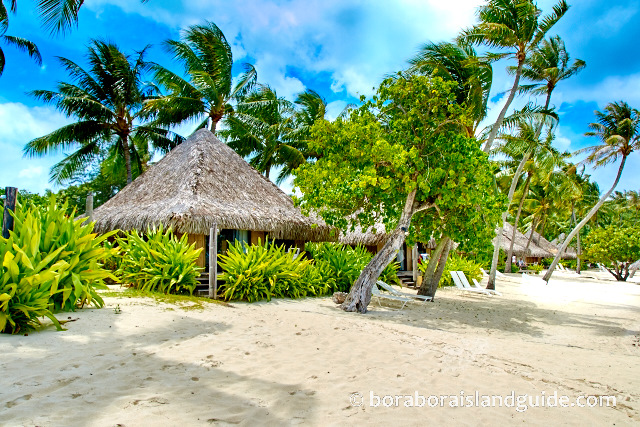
[488, 151, 530, 289]
[121, 134, 133, 184]
[543, 156, 627, 283]
[570, 204, 582, 274]
[428, 239, 452, 298]
[417, 237, 450, 298]
[506, 172, 532, 273]
[482, 59, 524, 153]
[341, 189, 417, 313]
[524, 216, 539, 255]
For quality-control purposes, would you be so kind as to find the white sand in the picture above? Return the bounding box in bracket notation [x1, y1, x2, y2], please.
[1, 271, 639, 426]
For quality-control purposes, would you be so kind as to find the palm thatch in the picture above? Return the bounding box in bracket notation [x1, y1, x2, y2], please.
[92, 129, 332, 240]
[496, 223, 553, 258]
[339, 221, 388, 247]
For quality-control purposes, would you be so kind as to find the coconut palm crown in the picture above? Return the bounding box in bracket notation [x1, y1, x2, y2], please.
[147, 21, 257, 133]
[24, 40, 182, 185]
[458, 0, 569, 153]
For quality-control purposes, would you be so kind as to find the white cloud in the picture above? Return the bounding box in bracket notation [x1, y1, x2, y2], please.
[0, 102, 70, 193]
[18, 166, 44, 179]
[86, 0, 484, 101]
[558, 73, 640, 108]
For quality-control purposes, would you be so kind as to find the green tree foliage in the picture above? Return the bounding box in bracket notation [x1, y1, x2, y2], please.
[544, 101, 640, 281]
[294, 74, 503, 312]
[24, 40, 181, 185]
[147, 21, 257, 132]
[0, 1, 41, 76]
[459, 0, 569, 153]
[32, 0, 149, 35]
[584, 227, 640, 281]
[116, 226, 203, 295]
[221, 85, 306, 183]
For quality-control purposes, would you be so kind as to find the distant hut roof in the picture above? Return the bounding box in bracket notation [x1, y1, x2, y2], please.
[92, 129, 331, 241]
[496, 223, 553, 258]
[339, 221, 388, 246]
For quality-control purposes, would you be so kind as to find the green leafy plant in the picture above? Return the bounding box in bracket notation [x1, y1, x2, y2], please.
[1, 197, 115, 334]
[218, 240, 328, 302]
[529, 264, 544, 274]
[306, 242, 400, 293]
[419, 253, 483, 287]
[584, 226, 640, 281]
[116, 225, 203, 294]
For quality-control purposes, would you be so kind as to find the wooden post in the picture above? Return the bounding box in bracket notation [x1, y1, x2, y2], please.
[86, 192, 94, 222]
[209, 225, 218, 299]
[412, 245, 419, 282]
[2, 187, 17, 239]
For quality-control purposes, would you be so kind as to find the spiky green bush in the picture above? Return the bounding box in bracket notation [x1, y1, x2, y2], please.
[1, 198, 116, 334]
[218, 240, 328, 302]
[116, 225, 202, 295]
[419, 253, 483, 287]
[306, 242, 400, 292]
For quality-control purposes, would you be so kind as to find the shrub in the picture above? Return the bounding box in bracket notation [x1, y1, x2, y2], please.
[584, 226, 640, 281]
[419, 253, 483, 287]
[1, 198, 115, 334]
[116, 225, 202, 295]
[306, 242, 400, 292]
[529, 264, 544, 274]
[218, 240, 328, 301]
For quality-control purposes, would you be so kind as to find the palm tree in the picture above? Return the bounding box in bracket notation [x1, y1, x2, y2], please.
[518, 35, 586, 114]
[543, 101, 640, 282]
[408, 40, 493, 136]
[500, 123, 566, 271]
[24, 40, 181, 185]
[1, 1, 41, 76]
[458, 0, 569, 153]
[486, 33, 584, 286]
[222, 85, 307, 183]
[147, 21, 257, 133]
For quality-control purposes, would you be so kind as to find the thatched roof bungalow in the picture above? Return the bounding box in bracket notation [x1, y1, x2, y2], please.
[92, 129, 332, 267]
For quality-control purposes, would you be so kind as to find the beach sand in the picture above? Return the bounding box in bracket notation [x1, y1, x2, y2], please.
[1, 270, 638, 426]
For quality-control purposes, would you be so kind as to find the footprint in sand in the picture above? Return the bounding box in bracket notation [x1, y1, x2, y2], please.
[5, 394, 32, 408]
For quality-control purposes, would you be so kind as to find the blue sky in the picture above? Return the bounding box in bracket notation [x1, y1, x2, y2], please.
[1, 0, 639, 195]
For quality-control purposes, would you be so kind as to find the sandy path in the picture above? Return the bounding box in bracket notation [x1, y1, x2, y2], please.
[1, 271, 638, 426]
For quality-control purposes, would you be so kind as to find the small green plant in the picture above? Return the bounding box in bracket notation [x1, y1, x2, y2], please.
[218, 240, 328, 302]
[116, 225, 202, 295]
[529, 264, 544, 274]
[419, 253, 483, 287]
[113, 304, 121, 314]
[306, 242, 400, 292]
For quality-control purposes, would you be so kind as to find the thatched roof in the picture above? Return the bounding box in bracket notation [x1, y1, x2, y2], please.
[496, 224, 577, 260]
[339, 221, 388, 246]
[92, 129, 332, 241]
[495, 223, 552, 258]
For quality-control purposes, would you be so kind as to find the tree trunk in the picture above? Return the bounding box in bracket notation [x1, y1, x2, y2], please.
[429, 238, 452, 298]
[537, 217, 547, 245]
[122, 134, 133, 184]
[488, 151, 530, 289]
[524, 215, 539, 255]
[341, 189, 417, 313]
[417, 237, 447, 296]
[506, 172, 532, 273]
[543, 156, 627, 282]
[570, 204, 582, 274]
[482, 59, 524, 153]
